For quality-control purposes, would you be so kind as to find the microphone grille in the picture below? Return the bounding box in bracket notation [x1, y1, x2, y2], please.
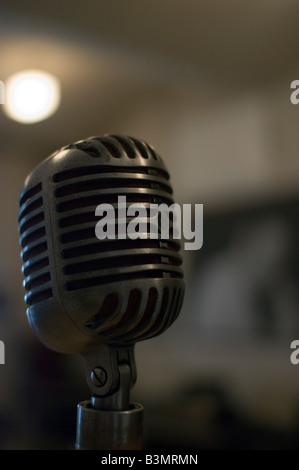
[54, 135, 183, 289]
[18, 135, 184, 347]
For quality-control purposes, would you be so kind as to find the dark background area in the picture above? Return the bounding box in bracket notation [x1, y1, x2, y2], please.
[1, 0, 299, 450]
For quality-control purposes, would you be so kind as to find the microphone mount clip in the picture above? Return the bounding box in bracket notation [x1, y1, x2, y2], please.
[81, 343, 137, 411]
[76, 344, 143, 450]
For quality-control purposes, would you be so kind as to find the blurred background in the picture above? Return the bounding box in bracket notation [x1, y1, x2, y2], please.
[1, 0, 299, 450]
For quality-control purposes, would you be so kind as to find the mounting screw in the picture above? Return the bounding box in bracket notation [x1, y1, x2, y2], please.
[91, 367, 107, 387]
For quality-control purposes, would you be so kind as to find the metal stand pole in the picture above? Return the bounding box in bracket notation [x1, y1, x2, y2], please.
[76, 401, 143, 450]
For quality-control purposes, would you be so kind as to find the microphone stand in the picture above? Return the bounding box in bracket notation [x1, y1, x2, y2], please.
[75, 344, 143, 450]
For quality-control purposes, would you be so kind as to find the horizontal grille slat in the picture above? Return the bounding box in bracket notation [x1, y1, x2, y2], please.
[59, 219, 176, 244]
[19, 211, 45, 234]
[58, 210, 175, 230]
[18, 196, 43, 221]
[20, 226, 46, 248]
[23, 256, 49, 277]
[21, 241, 48, 262]
[62, 239, 180, 259]
[25, 287, 53, 306]
[56, 189, 174, 213]
[24, 271, 51, 290]
[52, 165, 169, 183]
[65, 267, 183, 292]
[54, 175, 173, 198]
[19, 182, 42, 206]
[63, 250, 182, 275]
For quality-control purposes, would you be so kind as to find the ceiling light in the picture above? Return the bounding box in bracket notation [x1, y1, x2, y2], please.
[3, 70, 60, 124]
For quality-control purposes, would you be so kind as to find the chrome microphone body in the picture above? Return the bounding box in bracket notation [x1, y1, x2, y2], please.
[18, 135, 184, 449]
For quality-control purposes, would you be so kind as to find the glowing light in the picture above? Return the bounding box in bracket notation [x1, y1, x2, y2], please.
[3, 70, 60, 124]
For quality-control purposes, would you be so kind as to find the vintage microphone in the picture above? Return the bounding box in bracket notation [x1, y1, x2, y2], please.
[18, 135, 184, 450]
